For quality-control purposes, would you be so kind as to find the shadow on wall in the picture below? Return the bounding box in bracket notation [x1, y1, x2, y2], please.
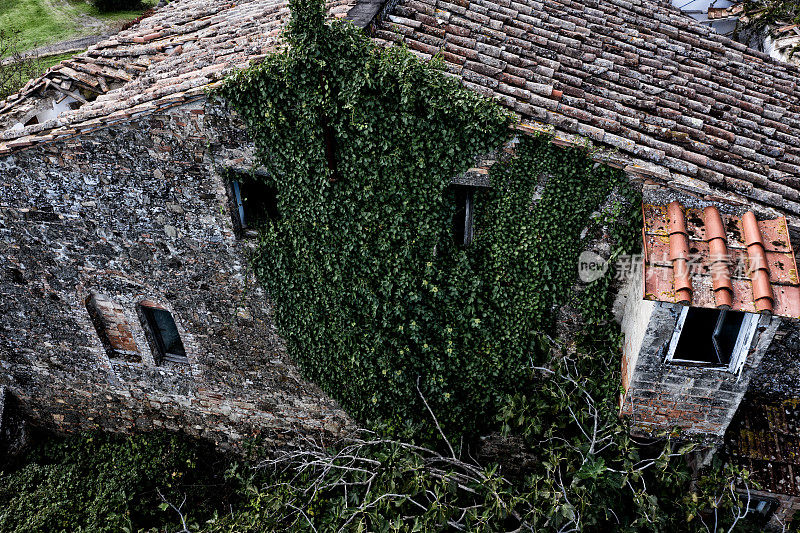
[0, 388, 30, 465]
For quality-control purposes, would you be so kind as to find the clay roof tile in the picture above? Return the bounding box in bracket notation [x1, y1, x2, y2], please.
[703, 205, 734, 308]
[367, 0, 800, 228]
[644, 202, 799, 317]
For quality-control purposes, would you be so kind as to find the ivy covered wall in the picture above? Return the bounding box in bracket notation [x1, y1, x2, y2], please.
[215, 0, 639, 436]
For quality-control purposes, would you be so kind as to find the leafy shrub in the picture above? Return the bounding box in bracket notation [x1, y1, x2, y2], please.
[0, 431, 240, 532]
[215, 0, 630, 437]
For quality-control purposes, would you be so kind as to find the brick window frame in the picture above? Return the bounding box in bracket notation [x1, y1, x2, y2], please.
[85, 293, 141, 363]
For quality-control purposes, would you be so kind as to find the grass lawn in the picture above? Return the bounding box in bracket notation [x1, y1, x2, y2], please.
[0, 0, 156, 55]
[39, 50, 87, 70]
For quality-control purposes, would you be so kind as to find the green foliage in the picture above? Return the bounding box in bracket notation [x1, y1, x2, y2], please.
[204, 435, 530, 532]
[736, 0, 800, 50]
[0, 423, 765, 533]
[0, 30, 41, 100]
[0, 431, 240, 532]
[0, 1, 772, 531]
[496, 339, 690, 531]
[215, 0, 629, 437]
[210, 4, 760, 526]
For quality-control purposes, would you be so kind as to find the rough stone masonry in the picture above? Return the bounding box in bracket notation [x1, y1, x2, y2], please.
[0, 97, 353, 451]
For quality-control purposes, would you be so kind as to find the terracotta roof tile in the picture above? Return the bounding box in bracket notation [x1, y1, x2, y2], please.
[371, 0, 800, 226]
[643, 201, 800, 318]
[703, 206, 734, 308]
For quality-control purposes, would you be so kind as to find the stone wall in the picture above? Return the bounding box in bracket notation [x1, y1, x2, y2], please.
[0, 99, 352, 451]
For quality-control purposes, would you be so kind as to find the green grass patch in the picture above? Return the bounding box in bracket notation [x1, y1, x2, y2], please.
[0, 0, 76, 53]
[78, 0, 158, 23]
[39, 50, 85, 70]
[0, 0, 155, 55]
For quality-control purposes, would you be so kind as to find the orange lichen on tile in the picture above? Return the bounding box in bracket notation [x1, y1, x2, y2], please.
[642, 202, 800, 318]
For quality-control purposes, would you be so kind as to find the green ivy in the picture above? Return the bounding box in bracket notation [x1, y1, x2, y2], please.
[0, 1, 769, 530]
[0, 431, 240, 532]
[214, 0, 638, 437]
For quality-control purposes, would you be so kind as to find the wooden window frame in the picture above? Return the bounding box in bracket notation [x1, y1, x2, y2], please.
[452, 186, 476, 247]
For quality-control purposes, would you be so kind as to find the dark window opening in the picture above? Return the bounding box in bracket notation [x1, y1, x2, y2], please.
[452, 186, 476, 247]
[138, 303, 187, 365]
[86, 293, 141, 363]
[745, 496, 777, 521]
[672, 308, 745, 366]
[231, 178, 279, 237]
[7, 267, 26, 285]
[321, 113, 340, 182]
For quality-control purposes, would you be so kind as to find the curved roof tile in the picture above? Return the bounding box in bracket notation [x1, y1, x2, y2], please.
[643, 202, 800, 318]
[3, 0, 800, 231]
[371, 0, 800, 226]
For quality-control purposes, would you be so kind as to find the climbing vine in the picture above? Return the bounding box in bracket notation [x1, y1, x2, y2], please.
[0, 1, 766, 530]
[217, 0, 639, 436]
[0, 432, 239, 532]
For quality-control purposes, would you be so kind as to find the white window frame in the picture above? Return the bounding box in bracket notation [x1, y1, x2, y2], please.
[664, 306, 759, 374]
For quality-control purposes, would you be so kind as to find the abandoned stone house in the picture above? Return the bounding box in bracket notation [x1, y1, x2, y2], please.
[3, 0, 800, 523]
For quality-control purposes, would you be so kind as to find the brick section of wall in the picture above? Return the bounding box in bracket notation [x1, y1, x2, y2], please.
[86, 293, 141, 362]
[619, 297, 780, 440]
[0, 99, 353, 451]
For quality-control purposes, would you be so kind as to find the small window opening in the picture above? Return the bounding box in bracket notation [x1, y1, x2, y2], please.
[231, 178, 279, 237]
[744, 496, 777, 521]
[452, 186, 476, 246]
[666, 307, 758, 371]
[138, 302, 187, 365]
[86, 293, 141, 363]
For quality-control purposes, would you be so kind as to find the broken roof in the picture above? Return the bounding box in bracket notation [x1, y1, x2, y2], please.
[707, 4, 800, 66]
[4, 0, 800, 230]
[726, 393, 800, 498]
[0, 0, 353, 151]
[642, 201, 800, 318]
